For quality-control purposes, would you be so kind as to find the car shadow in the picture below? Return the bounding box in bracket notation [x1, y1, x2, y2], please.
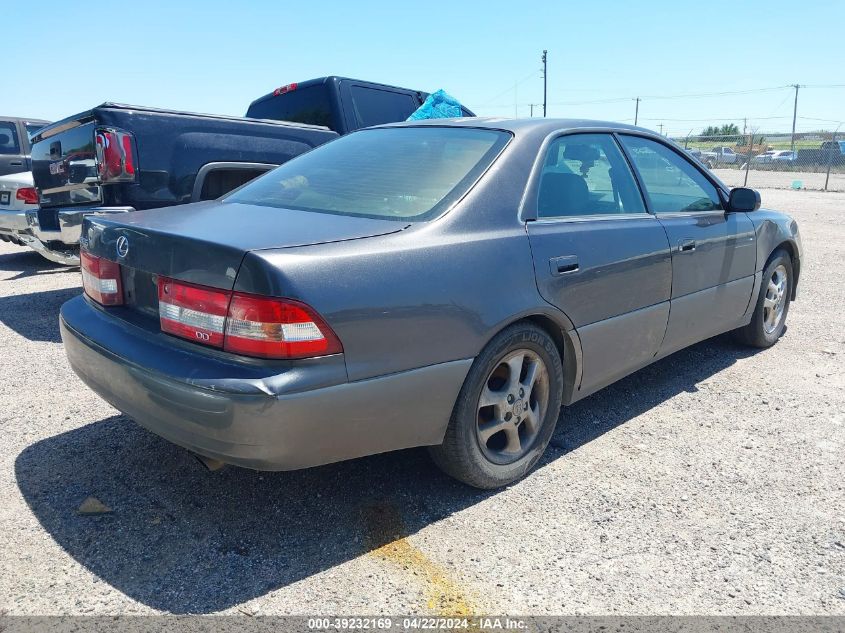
[14, 335, 760, 613]
[0, 248, 75, 280]
[549, 334, 760, 453]
[0, 287, 80, 343]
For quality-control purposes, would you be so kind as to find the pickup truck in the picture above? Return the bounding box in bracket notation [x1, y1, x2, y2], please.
[700, 146, 739, 166]
[796, 140, 845, 167]
[0, 116, 50, 176]
[26, 76, 472, 264]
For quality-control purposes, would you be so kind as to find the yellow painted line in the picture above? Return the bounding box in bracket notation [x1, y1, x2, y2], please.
[362, 503, 481, 617]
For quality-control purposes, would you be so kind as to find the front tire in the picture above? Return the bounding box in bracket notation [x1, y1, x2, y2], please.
[429, 323, 564, 489]
[734, 249, 793, 348]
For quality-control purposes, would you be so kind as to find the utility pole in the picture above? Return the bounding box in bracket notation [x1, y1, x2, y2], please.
[790, 84, 801, 151]
[825, 124, 841, 191]
[744, 128, 755, 186]
[634, 97, 640, 125]
[542, 50, 547, 117]
[658, 123, 664, 135]
[529, 104, 541, 117]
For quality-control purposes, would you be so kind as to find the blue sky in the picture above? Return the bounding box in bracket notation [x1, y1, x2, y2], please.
[6, 0, 844, 137]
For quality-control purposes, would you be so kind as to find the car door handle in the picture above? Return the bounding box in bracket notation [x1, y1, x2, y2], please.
[678, 239, 696, 253]
[550, 255, 579, 276]
[9, 161, 22, 166]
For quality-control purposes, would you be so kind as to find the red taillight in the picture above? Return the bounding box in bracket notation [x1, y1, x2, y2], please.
[224, 293, 342, 359]
[94, 129, 136, 182]
[158, 278, 230, 347]
[156, 277, 342, 359]
[81, 251, 123, 306]
[16, 187, 38, 205]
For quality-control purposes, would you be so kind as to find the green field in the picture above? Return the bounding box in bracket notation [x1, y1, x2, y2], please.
[675, 136, 826, 152]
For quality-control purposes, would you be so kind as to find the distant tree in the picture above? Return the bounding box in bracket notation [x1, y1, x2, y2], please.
[701, 123, 741, 143]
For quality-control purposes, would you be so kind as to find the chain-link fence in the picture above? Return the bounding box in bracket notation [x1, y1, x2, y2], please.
[669, 131, 844, 192]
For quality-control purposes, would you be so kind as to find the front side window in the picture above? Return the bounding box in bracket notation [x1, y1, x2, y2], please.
[0, 122, 20, 155]
[619, 135, 723, 213]
[226, 126, 510, 221]
[537, 133, 646, 217]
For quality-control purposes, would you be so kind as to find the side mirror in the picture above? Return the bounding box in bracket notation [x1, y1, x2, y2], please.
[727, 187, 761, 212]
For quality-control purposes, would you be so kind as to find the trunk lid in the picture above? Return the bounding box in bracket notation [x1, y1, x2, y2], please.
[83, 199, 407, 293]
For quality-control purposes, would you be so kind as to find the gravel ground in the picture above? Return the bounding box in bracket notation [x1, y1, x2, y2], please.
[1, 188, 843, 616]
[712, 168, 845, 192]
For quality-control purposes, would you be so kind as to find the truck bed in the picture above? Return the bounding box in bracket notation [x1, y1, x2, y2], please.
[31, 103, 339, 212]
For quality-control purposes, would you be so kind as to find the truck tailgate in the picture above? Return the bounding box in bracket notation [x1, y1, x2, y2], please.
[30, 119, 102, 208]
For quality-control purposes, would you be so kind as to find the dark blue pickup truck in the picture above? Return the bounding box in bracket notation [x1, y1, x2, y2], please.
[26, 76, 472, 264]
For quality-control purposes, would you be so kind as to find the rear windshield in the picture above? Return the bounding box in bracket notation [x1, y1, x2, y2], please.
[245, 84, 335, 130]
[349, 85, 419, 128]
[225, 127, 510, 222]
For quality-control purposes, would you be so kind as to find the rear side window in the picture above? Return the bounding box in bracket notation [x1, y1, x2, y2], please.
[226, 127, 510, 222]
[620, 135, 722, 213]
[25, 123, 46, 139]
[537, 133, 646, 217]
[349, 86, 419, 128]
[246, 85, 335, 130]
[0, 122, 20, 155]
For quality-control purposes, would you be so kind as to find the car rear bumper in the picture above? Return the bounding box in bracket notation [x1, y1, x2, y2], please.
[27, 205, 135, 246]
[0, 209, 30, 245]
[20, 205, 135, 265]
[0, 208, 29, 233]
[60, 295, 470, 471]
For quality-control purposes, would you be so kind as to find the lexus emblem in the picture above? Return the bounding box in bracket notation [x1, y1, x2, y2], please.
[116, 236, 130, 258]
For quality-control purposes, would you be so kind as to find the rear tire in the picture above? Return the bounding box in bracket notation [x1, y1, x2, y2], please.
[429, 323, 563, 489]
[734, 249, 793, 348]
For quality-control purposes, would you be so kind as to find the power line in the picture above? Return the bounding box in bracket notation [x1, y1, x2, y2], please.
[798, 116, 845, 124]
[639, 85, 791, 100]
[539, 86, 791, 108]
[478, 81, 845, 111]
[639, 115, 792, 122]
[477, 69, 541, 107]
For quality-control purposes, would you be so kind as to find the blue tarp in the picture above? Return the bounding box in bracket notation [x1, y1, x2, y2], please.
[407, 89, 464, 121]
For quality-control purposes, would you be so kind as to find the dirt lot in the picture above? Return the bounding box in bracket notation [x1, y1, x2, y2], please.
[0, 188, 843, 616]
[712, 168, 845, 192]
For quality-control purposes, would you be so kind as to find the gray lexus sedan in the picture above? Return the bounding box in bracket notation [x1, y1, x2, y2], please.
[61, 118, 801, 488]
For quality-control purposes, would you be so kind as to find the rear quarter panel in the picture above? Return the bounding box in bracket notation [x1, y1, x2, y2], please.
[233, 148, 567, 382]
[237, 223, 551, 382]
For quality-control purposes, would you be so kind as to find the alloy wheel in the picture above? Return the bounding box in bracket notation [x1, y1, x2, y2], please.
[476, 350, 550, 465]
[763, 264, 788, 334]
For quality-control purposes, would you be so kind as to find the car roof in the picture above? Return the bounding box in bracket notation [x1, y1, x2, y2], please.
[379, 116, 648, 135]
